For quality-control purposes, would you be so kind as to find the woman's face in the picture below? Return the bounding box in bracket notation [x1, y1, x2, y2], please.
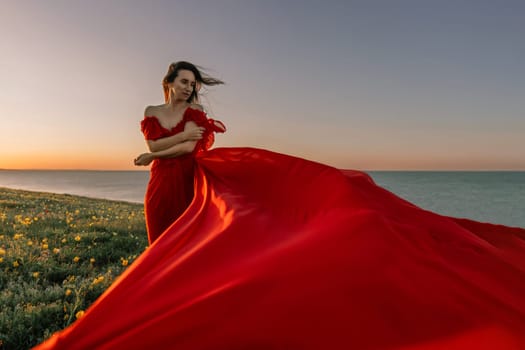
[170, 69, 196, 102]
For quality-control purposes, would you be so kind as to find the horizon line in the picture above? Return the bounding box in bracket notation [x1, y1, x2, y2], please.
[1, 168, 524, 172]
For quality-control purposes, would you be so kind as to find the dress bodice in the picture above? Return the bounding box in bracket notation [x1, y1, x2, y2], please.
[140, 107, 226, 153]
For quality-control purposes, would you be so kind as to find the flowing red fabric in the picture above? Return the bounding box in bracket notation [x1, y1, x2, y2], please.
[36, 121, 525, 349]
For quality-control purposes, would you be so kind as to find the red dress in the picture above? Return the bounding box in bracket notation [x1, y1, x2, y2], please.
[36, 127, 525, 348]
[140, 106, 226, 244]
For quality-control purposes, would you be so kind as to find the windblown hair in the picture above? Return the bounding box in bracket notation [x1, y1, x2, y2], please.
[162, 61, 224, 103]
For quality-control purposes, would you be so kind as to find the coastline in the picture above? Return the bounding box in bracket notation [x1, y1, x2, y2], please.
[0, 185, 144, 205]
[0, 169, 149, 204]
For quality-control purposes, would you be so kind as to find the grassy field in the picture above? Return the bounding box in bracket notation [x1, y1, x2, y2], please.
[0, 187, 148, 349]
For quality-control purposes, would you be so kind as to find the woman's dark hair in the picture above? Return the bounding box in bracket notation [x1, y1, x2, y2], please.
[162, 61, 224, 103]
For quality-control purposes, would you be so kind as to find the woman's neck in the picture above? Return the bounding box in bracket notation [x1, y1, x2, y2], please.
[166, 99, 188, 112]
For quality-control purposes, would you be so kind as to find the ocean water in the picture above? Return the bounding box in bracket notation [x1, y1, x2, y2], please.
[0, 170, 149, 204]
[369, 171, 525, 228]
[0, 170, 523, 228]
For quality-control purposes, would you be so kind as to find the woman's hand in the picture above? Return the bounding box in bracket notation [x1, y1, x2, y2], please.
[184, 124, 206, 141]
[134, 153, 155, 166]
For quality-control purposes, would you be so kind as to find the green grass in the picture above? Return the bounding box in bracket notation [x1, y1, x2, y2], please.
[0, 187, 148, 349]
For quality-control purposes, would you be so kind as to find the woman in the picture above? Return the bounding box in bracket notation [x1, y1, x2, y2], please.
[36, 62, 525, 349]
[134, 61, 226, 244]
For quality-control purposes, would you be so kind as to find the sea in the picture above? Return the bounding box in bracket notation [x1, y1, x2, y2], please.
[0, 170, 523, 229]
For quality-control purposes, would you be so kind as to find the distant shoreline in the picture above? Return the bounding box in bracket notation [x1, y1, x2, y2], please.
[0, 170, 148, 204]
[0, 186, 143, 205]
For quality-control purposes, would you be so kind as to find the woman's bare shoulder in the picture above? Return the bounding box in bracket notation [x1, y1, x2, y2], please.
[144, 104, 164, 116]
[190, 103, 204, 111]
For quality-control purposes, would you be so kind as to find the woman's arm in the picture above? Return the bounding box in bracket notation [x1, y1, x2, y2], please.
[135, 121, 201, 166]
[146, 129, 203, 152]
[134, 140, 198, 166]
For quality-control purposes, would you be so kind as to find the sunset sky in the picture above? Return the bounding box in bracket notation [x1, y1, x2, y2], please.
[1, 0, 524, 170]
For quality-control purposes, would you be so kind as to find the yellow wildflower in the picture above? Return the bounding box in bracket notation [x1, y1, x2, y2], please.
[61, 238, 67, 243]
[32, 272, 40, 278]
[0, 248, 6, 255]
[53, 248, 60, 254]
[74, 209, 80, 215]
[76, 310, 85, 319]
[73, 256, 80, 263]
[92, 276, 104, 285]
[0, 257, 3, 263]
[42, 244, 49, 250]
[27, 240, 33, 246]
[13, 233, 23, 240]
[65, 289, 72, 296]
[121, 258, 129, 267]
[33, 217, 39, 221]
[74, 235, 81, 242]
[13, 261, 19, 268]
[90, 258, 95, 264]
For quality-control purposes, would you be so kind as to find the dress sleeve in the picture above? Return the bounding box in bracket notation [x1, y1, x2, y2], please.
[187, 109, 227, 153]
[140, 116, 160, 141]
